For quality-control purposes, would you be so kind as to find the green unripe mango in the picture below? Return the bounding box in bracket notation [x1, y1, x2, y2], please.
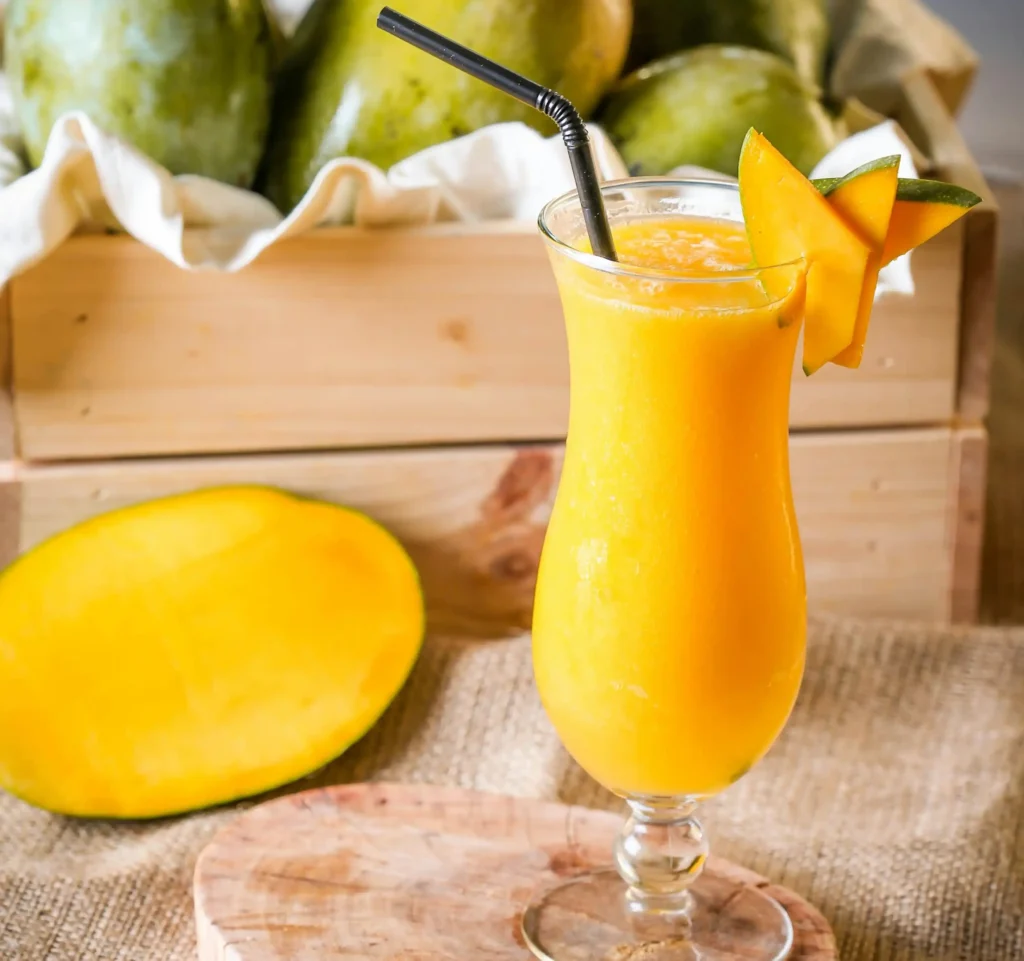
[626, 0, 829, 88]
[3, 0, 275, 188]
[600, 45, 837, 179]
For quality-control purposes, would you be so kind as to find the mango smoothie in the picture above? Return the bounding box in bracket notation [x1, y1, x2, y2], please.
[532, 214, 807, 799]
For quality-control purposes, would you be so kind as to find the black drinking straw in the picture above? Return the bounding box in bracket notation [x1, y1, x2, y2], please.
[376, 6, 618, 262]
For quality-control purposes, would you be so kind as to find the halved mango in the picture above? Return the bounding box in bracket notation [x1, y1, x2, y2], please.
[881, 179, 981, 265]
[0, 486, 424, 818]
[739, 129, 872, 374]
[815, 156, 900, 369]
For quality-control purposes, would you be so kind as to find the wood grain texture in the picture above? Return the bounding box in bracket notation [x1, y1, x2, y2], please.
[896, 70, 999, 423]
[0, 286, 17, 571]
[9, 222, 960, 462]
[0, 476, 20, 575]
[0, 284, 13, 463]
[1, 428, 967, 631]
[947, 426, 988, 623]
[193, 783, 837, 961]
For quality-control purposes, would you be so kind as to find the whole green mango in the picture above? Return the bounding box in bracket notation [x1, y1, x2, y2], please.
[625, 0, 707, 73]
[626, 0, 829, 88]
[260, 0, 632, 213]
[3, 0, 275, 187]
[705, 0, 829, 90]
[600, 45, 837, 178]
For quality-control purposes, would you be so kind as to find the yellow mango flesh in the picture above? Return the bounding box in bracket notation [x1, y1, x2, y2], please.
[738, 129, 871, 375]
[882, 198, 972, 266]
[825, 160, 899, 369]
[0, 487, 424, 818]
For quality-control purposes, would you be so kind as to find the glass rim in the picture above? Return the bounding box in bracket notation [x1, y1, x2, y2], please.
[537, 176, 805, 283]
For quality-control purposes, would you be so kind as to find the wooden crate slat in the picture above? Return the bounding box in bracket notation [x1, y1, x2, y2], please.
[946, 425, 987, 623]
[1, 427, 971, 633]
[897, 70, 999, 424]
[9, 222, 961, 462]
[11, 226, 568, 461]
[0, 284, 13, 463]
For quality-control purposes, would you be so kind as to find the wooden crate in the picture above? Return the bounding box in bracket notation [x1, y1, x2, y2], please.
[0, 72, 997, 626]
[0, 426, 987, 635]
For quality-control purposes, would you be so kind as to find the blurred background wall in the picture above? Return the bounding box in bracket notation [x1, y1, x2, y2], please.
[927, 0, 1023, 179]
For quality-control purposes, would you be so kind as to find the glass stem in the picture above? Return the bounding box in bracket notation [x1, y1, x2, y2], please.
[613, 797, 709, 918]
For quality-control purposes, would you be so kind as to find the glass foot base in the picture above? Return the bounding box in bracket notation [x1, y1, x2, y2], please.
[521, 869, 793, 961]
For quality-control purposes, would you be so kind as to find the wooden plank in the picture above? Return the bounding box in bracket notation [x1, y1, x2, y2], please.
[0, 286, 17, 573]
[3, 428, 960, 631]
[10, 226, 569, 462]
[9, 221, 961, 462]
[947, 425, 988, 623]
[0, 469, 18, 574]
[897, 71, 999, 423]
[791, 428, 954, 622]
[0, 284, 13, 462]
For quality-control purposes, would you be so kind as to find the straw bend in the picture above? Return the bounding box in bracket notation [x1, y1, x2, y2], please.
[535, 90, 589, 149]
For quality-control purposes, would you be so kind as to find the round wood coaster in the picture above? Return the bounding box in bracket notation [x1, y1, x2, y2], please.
[194, 783, 836, 961]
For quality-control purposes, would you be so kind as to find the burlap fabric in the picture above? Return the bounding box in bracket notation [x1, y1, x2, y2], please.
[1, 616, 1023, 961]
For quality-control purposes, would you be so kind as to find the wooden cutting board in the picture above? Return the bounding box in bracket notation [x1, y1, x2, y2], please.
[193, 782, 836, 960]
